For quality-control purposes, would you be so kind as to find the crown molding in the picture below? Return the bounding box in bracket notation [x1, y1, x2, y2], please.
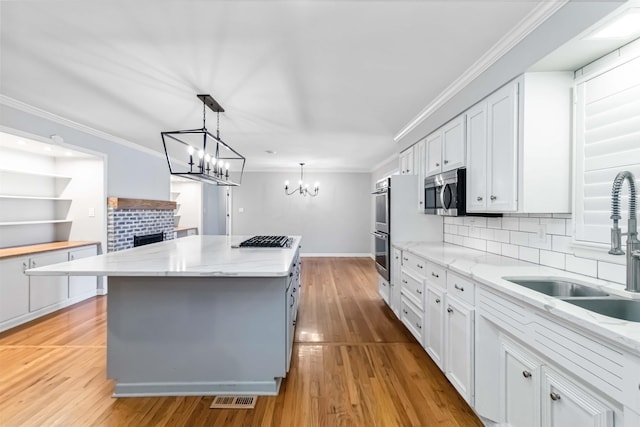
[0, 95, 165, 159]
[393, 0, 569, 143]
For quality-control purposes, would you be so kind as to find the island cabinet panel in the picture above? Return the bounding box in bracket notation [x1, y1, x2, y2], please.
[107, 275, 290, 397]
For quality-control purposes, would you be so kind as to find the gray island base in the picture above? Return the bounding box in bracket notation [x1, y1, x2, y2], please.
[27, 235, 302, 397]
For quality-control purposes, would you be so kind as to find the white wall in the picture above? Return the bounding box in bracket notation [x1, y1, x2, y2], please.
[230, 171, 370, 255]
[171, 180, 202, 230]
[0, 103, 169, 200]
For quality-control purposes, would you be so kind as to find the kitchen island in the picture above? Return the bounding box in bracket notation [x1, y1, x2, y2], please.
[27, 235, 302, 397]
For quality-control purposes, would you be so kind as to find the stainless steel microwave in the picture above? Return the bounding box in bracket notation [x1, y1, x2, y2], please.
[424, 168, 466, 216]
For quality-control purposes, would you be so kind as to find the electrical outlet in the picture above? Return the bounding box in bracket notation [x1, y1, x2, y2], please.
[238, 207, 244, 213]
[88, 207, 95, 217]
[534, 224, 547, 241]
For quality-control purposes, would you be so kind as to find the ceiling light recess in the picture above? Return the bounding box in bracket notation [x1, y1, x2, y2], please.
[161, 94, 245, 186]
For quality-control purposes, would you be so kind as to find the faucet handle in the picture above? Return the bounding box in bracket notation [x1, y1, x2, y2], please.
[609, 227, 625, 255]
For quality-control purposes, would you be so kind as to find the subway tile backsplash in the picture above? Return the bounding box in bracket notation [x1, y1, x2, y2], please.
[443, 214, 626, 285]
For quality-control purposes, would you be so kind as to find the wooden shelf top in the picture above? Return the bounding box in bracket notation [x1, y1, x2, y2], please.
[107, 197, 176, 210]
[0, 241, 100, 260]
[175, 226, 198, 232]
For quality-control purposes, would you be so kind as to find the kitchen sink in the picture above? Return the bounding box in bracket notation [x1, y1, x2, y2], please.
[562, 298, 640, 322]
[503, 278, 610, 298]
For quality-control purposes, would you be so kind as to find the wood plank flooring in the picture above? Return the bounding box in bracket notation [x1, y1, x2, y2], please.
[0, 257, 482, 426]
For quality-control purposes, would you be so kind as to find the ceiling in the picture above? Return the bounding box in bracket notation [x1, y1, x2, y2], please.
[0, 0, 578, 171]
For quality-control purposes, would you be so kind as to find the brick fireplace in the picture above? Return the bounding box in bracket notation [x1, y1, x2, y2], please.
[106, 197, 176, 252]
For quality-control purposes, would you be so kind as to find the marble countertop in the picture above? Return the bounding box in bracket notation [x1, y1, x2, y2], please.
[26, 235, 302, 278]
[394, 241, 640, 354]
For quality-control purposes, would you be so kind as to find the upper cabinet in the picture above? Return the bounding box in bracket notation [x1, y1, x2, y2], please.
[399, 147, 414, 175]
[466, 72, 573, 213]
[425, 116, 466, 177]
[415, 138, 426, 211]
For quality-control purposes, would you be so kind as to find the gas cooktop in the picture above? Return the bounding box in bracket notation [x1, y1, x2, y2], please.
[238, 235, 292, 248]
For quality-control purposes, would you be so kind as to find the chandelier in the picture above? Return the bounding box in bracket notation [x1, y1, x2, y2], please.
[161, 94, 245, 186]
[284, 163, 319, 197]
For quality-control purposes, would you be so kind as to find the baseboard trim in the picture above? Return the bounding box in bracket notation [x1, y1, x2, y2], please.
[300, 253, 371, 258]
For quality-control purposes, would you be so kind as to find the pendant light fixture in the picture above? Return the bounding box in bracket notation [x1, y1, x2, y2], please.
[284, 163, 319, 197]
[161, 94, 245, 186]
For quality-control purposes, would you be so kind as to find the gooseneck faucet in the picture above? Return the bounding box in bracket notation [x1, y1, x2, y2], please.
[608, 170, 640, 292]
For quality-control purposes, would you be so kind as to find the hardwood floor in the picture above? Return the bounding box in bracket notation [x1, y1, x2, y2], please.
[0, 258, 481, 426]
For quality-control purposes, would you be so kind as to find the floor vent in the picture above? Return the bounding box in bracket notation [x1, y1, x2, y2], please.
[210, 395, 257, 409]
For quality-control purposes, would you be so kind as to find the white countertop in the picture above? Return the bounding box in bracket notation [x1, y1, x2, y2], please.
[26, 235, 302, 278]
[394, 241, 640, 354]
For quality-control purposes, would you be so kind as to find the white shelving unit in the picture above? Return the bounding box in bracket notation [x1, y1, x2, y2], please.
[0, 168, 73, 247]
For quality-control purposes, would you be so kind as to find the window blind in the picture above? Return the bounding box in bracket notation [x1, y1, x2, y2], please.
[575, 54, 640, 244]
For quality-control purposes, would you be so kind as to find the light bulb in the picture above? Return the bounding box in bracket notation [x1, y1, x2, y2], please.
[218, 160, 224, 168]
[305, 183, 309, 189]
[198, 150, 204, 158]
[284, 180, 289, 186]
[187, 146, 194, 155]
[298, 180, 303, 186]
[225, 162, 230, 170]
[314, 182, 319, 189]
[204, 153, 211, 162]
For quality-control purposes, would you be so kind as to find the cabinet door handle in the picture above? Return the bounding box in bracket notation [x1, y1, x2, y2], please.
[22, 262, 28, 273]
[416, 289, 422, 295]
[447, 307, 454, 313]
[416, 323, 422, 329]
[522, 371, 532, 378]
[419, 201, 423, 205]
[444, 160, 449, 165]
[477, 196, 483, 201]
[403, 257, 408, 261]
[402, 279, 408, 284]
[454, 284, 464, 292]
[403, 309, 408, 315]
[431, 272, 439, 278]
[71, 254, 75, 260]
[32, 261, 36, 267]
[490, 195, 497, 201]
[435, 162, 440, 167]
[417, 264, 423, 269]
[435, 298, 441, 303]
[395, 256, 399, 260]
[550, 392, 561, 401]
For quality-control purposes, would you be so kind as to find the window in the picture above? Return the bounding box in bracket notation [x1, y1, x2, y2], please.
[574, 43, 640, 247]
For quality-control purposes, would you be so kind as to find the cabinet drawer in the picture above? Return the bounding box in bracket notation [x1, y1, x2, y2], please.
[425, 263, 446, 289]
[401, 252, 427, 278]
[401, 296, 424, 344]
[447, 272, 475, 305]
[400, 271, 424, 309]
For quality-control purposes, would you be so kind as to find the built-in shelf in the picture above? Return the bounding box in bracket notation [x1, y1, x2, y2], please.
[0, 168, 72, 180]
[0, 220, 72, 226]
[0, 195, 72, 201]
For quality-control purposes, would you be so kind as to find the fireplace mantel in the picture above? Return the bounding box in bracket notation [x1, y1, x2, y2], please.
[107, 197, 176, 210]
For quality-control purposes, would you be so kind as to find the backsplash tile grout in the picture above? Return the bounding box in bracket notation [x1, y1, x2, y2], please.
[443, 213, 625, 285]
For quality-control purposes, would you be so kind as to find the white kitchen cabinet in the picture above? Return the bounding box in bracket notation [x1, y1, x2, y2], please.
[29, 251, 69, 312]
[425, 116, 466, 178]
[401, 296, 424, 344]
[424, 284, 445, 369]
[68, 246, 98, 299]
[378, 277, 390, 305]
[399, 148, 414, 175]
[541, 367, 614, 427]
[466, 72, 572, 213]
[390, 247, 402, 317]
[415, 138, 426, 211]
[0, 256, 30, 323]
[444, 294, 474, 404]
[425, 132, 442, 177]
[442, 115, 466, 172]
[500, 336, 541, 427]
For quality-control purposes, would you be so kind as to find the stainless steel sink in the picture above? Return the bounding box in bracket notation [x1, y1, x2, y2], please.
[562, 298, 640, 322]
[504, 278, 610, 297]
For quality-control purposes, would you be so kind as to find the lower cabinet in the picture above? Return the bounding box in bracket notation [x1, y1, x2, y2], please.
[0, 244, 99, 333]
[68, 246, 98, 299]
[444, 295, 474, 404]
[500, 336, 541, 427]
[400, 296, 424, 344]
[378, 277, 390, 305]
[0, 256, 30, 323]
[29, 251, 69, 312]
[541, 367, 614, 427]
[425, 284, 445, 369]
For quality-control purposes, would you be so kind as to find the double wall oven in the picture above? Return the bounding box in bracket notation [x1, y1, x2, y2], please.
[372, 178, 390, 281]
